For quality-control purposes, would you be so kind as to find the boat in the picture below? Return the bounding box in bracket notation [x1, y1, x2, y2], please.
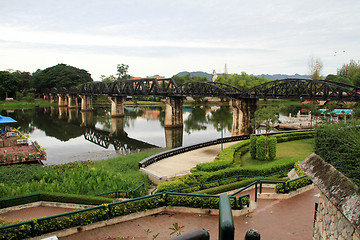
[0, 115, 46, 165]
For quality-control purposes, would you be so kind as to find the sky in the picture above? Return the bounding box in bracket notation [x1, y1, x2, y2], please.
[1, 0, 359, 80]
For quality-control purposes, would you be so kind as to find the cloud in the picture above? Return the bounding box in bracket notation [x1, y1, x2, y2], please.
[0, 0, 359, 79]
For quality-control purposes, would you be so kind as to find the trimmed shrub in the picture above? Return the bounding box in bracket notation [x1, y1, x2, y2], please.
[268, 136, 277, 160]
[256, 135, 267, 161]
[275, 161, 312, 193]
[250, 136, 257, 159]
[196, 160, 233, 172]
[314, 121, 360, 187]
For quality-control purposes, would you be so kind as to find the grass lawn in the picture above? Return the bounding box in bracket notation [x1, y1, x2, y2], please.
[241, 138, 314, 167]
[0, 99, 57, 110]
[0, 151, 160, 199]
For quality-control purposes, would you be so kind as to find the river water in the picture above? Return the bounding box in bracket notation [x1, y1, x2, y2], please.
[1, 105, 236, 165]
[2, 102, 303, 165]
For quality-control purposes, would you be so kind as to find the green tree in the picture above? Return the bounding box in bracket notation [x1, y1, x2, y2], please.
[32, 64, 93, 91]
[325, 74, 352, 85]
[100, 74, 117, 83]
[214, 72, 269, 90]
[117, 64, 130, 80]
[308, 55, 323, 80]
[252, 106, 279, 135]
[0, 71, 20, 100]
[171, 73, 207, 86]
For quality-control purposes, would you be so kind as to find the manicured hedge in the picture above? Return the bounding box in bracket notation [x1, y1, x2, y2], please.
[0, 192, 112, 209]
[314, 121, 360, 187]
[195, 175, 286, 195]
[0, 193, 249, 240]
[275, 161, 312, 193]
[159, 131, 314, 194]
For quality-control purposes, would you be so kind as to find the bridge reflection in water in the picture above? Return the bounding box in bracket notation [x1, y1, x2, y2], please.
[83, 128, 158, 154]
[32, 104, 253, 158]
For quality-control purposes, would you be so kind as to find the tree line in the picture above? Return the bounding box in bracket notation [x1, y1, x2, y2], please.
[1, 60, 360, 101]
[0, 64, 93, 100]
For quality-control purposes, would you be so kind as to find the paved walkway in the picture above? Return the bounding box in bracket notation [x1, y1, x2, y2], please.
[143, 141, 239, 180]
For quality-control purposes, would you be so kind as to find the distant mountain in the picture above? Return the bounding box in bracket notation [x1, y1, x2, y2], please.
[174, 71, 310, 81]
[254, 73, 311, 80]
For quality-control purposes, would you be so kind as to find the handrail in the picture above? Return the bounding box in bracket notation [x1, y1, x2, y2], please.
[93, 182, 145, 199]
[0, 192, 251, 238]
[158, 169, 292, 195]
[138, 129, 314, 168]
[230, 181, 258, 202]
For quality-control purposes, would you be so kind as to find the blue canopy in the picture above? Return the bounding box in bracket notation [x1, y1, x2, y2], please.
[320, 109, 354, 115]
[0, 115, 17, 124]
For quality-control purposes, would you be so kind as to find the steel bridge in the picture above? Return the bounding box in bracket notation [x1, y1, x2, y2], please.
[48, 78, 360, 101]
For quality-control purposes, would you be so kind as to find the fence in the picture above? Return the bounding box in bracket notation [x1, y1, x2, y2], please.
[93, 183, 145, 198]
[0, 192, 250, 240]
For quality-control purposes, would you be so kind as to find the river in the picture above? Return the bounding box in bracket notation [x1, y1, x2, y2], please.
[1, 104, 236, 165]
[1, 101, 304, 165]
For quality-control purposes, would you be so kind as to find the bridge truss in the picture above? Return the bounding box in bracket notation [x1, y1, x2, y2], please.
[46, 78, 360, 102]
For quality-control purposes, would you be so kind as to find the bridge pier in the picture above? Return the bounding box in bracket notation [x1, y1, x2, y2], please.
[58, 107, 68, 119]
[230, 98, 257, 136]
[110, 117, 127, 137]
[164, 127, 183, 148]
[108, 96, 125, 117]
[163, 97, 186, 127]
[67, 94, 79, 108]
[49, 93, 57, 103]
[43, 93, 50, 101]
[80, 111, 94, 127]
[68, 108, 79, 123]
[58, 94, 68, 107]
[80, 95, 93, 111]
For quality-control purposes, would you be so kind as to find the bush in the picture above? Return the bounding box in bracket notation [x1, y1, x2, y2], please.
[314, 121, 360, 187]
[250, 136, 257, 159]
[196, 160, 233, 172]
[275, 161, 312, 193]
[256, 136, 268, 161]
[268, 136, 277, 160]
[0, 193, 246, 239]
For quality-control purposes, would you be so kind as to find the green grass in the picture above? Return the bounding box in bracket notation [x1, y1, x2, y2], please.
[241, 138, 314, 167]
[0, 99, 57, 110]
[0, 151, 159, 199]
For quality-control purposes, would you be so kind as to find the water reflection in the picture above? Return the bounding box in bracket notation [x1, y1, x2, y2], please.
[1, 105, 233, 164]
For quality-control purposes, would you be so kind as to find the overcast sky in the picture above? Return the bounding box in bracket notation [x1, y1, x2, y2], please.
[1, 0, 359, 80]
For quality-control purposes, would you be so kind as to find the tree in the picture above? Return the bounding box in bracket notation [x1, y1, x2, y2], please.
[337, 60, 360, 86]
[116, 64, 130, 80]
[214, 72, 269, 90]
[0, 71, 20, 100]
[100, 74, 117, 83]
[32, 64, 93, 91]
[308, 56, 323, 80]
[252, 106, 279, 135]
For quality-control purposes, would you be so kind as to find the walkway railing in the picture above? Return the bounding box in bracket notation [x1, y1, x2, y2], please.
[0, 192, 250, 240]
[154, 169, 291, 195]
[139, 129, 313, 168]
[93, 183, 145, 199]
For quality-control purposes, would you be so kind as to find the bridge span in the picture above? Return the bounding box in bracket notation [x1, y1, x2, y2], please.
[43, 78, 360, 135]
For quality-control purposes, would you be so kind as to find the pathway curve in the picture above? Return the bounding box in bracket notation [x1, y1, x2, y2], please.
[142, 141, 239, 180]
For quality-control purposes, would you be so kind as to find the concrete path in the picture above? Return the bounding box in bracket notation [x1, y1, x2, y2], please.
[142, 141, 239, 181]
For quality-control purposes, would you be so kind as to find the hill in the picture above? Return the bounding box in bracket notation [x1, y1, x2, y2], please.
[174, 71, 310, 81]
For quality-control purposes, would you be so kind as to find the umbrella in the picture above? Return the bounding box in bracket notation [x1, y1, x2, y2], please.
[0, 115, 17, 124]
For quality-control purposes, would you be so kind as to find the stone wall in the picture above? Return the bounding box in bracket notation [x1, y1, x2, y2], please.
[314, 192, 359, 240]
[300, 153, 360, 240]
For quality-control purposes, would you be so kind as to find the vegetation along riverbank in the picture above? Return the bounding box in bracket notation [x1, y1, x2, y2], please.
[0, 151, 159, 199]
